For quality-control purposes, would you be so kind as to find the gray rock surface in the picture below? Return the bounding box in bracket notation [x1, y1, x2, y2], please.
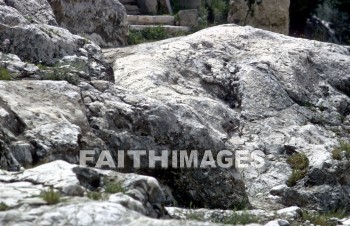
[48, 0, 128, 47]
[103, 24, 350, 211]
[228, 0, 290, 35]
[1, 19, 350, 225]
[137, 0, 158, 15]
[4, 0, 57, 25]
[0, 4, 114, 81]
[0, 160, 234, 226]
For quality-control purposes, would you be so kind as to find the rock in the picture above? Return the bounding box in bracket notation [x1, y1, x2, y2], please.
[47, 0, 128, 47]
[1, 160, 241, 226]
[103, 24, 350, 211]
[0, 5, 114, 81]
[178, 9, 198, 27]
[137, 0, 158, 15]
[264, 219, 289, 226]
[227, 0, 290, 35]
[0, 81, 105, 165]
[4, 0, 58, 25]
[276, 206, 301, 219]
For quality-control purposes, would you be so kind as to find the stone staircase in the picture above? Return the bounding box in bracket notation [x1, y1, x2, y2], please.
[120, 0, 191, 33]
[119, 0, 140, 15]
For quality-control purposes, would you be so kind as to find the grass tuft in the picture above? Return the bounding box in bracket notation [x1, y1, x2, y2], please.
[0, 202, 9, 211]
[0, 67, 11, 80]
[41, 187, 60, 205]
[332, 141, 350, 160]
[104, 180, 125, 194]
[286, 152, 309, 187]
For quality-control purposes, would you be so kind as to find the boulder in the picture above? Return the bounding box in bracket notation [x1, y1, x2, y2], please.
[0, 5, 114, 81]
[137, 0, 158, 15]
[178, 9, 198, 27]
[103, 24, 350, 211]
[227, 0, 290, 35]
[4, 0, 57, 25]
[47, 0, 128, 47]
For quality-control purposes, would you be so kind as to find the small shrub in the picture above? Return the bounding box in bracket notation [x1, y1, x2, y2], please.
[332, 141, 350, 160]
[0, 67, 11, 80]
[104, 181, 125, 194]
[87, 191, 106, 200]
[301, 210, 348, 226]
[44, 68, 79, 85]
[287, 169, 308, 187]
[41, 187, 60, 205]
[128, 26, 188, 45]
[0, 202, 9, 211]
[214, 211, 259, 225]
[286, 153, 309, 187]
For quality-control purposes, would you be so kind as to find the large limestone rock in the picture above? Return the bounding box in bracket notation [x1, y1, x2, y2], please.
[0, 4, 113, 81]
[0, 160, 233, 226]
[0, 81, 104, 169]
[4, 0, 57, 25]
[227, 0, 290, 35]
[103, 24, 350, 211]
[47, 0, 128, 47]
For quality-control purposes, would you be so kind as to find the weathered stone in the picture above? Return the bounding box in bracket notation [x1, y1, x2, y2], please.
[0, 5, 114, 81]
[4, 0, 57, 25]
[47, 0, 128, 47]
[227, 0, 290, 35]
[137, 0, 158, 15]
[178, 9, 198, 27]
[103, 24, 350, 211]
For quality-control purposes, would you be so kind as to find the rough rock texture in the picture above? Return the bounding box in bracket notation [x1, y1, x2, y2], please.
[0, 160, 230, 225]
[4, 0, 57, 25]
[227, 0, 290, 35]
[48, 0, 128, 47]
[137, 0, 158, 15]
[103, 24, 350, 212]
[0, 81, 106, 169]
[1, 21, 350, 224]
[0, 4, 114, 81]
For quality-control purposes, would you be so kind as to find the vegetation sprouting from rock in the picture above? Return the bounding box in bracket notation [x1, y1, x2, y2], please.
[41, 187, 61, 205]
[286, 152, 309, 187]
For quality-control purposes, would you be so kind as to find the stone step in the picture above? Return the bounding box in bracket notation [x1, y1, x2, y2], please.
[124, 4, 140, 15]
[127, 15, 175, 26]
[119, 0, 137, 4]
[129, 25, 191, 34]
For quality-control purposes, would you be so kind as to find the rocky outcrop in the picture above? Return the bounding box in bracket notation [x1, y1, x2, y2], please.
[4, 0, 57, 25]
[47, 0, 128, 47]
[0, 4, 114, 81]
[227, 0, 290, 35]
[1, 15, 350, 225]
[0, 160, 208, 225]
[103, 24, 350, 212]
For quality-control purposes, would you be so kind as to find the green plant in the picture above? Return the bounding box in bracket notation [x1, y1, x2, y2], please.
[104, 181, 125, 194]
[332, 141, 350, 160]
[0, 67, 11, 80]
[286, 153, 309, 187]
[44, 68, 79, 85]
[0, 202, 9, 211]
[87, 191, 107, 200]
[287, 169, 308, 187]
[221, 211, 259, 225]
[301, 210, 348, 226]
[127, 26, 189, 45]
[41, 187, 60, 205]
[210, 0, 229, 24]
[287, 153, 309, 170]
